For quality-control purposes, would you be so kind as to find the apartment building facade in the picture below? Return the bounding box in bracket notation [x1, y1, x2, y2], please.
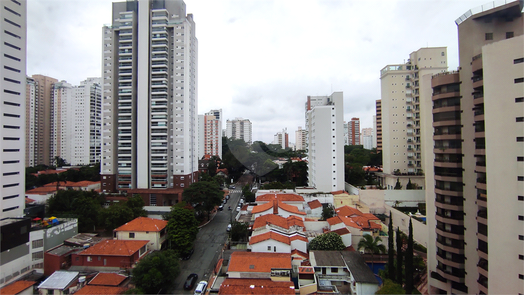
[305, 92, 344, 192]
[427, 2, 524, 294]
[375, 100, 382, 152]
[101, 0, 198, 192]
[295, 127, 306, 151]
[273, 128, 289, 149]
[347, 117, 360, 145]
[201, 109, 222, 159]
[225, 118, 252, 144]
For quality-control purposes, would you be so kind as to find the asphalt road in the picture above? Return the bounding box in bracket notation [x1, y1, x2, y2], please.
[170, 187, 243, 294]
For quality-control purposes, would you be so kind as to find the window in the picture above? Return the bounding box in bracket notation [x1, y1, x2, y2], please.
[515, 58, 524, 64]
[520, 235, 524, 241]
[519, 176, 524, 181]
[518, 117, 524, 122]
[520, 196, 524, 201]
[519, 216, 524, 221]
[32, 239, 43, 248]
[32, 251, 43, 260]
[485, 33, 493, 40]
[518, 137, 524, 142]
[518, 157, 524, 161]
[506, 32, 514, 39]
[129, 232, 135, 238]
[517, 97, 524, 103]
[516, 78, 524, 84]
[267, 246, 271, 251]
[87, 256, 92, 262]
[520, 255, 524, 260]
[331, 268, 339, 273]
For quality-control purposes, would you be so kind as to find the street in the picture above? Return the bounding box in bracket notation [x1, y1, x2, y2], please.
[170, 187, 243, 294]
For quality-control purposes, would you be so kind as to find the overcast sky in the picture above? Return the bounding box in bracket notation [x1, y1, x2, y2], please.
[27, 0, 495, 144]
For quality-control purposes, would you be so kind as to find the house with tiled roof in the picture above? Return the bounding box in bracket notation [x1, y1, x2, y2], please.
[88, 273, 127, 287]
[75, 285, 126, 295]
[25, 186, 58, 204]
[113, 217, 168, 250]
[0, 280, 36, 295]
[328, 205, 384, 248]
[252, 201, 306, 219]
[306, 199, 323, 217]
[256, 193, 305, 209]
[218, 278, 295, 295]
[227, 252, 291, 279]
[252, 214, 305, 234]
[248, 231, 308, 254]
[70, 240, 149, 270]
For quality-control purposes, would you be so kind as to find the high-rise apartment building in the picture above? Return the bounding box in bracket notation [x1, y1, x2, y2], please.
[347, 117, 360, 145]
[1, 0, 26, 217]
[343, 122, 349, 146]
[225, 118, 252, 144]
[379, 47, 448, 189]
[305, 93, 344, 192]
[101, 0, 198, 193]
[427, 2, 524, 294]
[295, 126, 306, 151]
[273, 128, 289, 149]
[375, 100, 382, 152]
[361, 127, 373, 150]
[201, 109, 222, 159]
[372, 115, 377, 149]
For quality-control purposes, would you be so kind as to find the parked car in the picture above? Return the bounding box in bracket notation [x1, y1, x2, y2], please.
[184, 273, 198, 290]
[194, 280, 208, 295]
[230, 185, 235, 189]
[181, 248, 194, 260]
[227, 224, 231, 232]
[218, 205, 224, 211]
[236, 206, 241, 212]
[226, 194, 230, 200]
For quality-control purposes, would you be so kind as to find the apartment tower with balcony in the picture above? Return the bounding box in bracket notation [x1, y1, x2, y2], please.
[427, 1, 524, 294]
[225, 118, 252, 144]
[347, 117, 360, 145]
[305, 92, 344, 192]
[375, 101, 382, 152]
[378, 47, 448, 189]
[201, 109, 222, 159]
[101, 0, 198, 193]
[295, 127, 306, 151]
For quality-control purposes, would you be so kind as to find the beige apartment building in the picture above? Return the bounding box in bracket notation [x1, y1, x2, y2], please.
[426, 1, 524, 294]
[378, 47, 448, 189]
[375, 100, 382, 152]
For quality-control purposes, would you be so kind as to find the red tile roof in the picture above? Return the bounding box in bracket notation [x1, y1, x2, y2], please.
[68, 181, 99, 187]
[290, 235, 308, 242]
[75, 285, 125, 295]
[33, 169, 67, 176]
[256, 193, 304, 202]
[327, 216, 343, 226]
[218, 278, 294, 295]
[331, 227, 351, 235]
[362, 213, 380, 220]
[79, 240, 148, 256]
[252, 214, 305, 230]
[298, 266, 315, 274]
[307, 199, 322, 209]
[251, 202, 274, 214]
[25, 197, 36, 204]
[331, 190, 347, 195]
[278, 201, 306, 215]
[44, 181, 77, 187]
[114, 217, 167, 232]
[228, 252, 291, 273]
[25, 186, 57, 195]
[250, 232, 290, 245]
[291, 249, 308, 259]
[0, 281, 36, 295]
[335, 205, 363, 217]
[89, 273, 127, 286]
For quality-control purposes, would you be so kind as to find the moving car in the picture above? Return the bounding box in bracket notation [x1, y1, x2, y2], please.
[184, 273, 198, 290]
[194, 280, 208, 295]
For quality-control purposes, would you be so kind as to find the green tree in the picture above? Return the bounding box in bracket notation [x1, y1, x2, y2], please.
[388, 213, 395, 281]
[396, 227, 403, 286]
[405, 218, 414, 294]
[132, 250, 180, 294]
[375, 279, 405, 294]
[309, 232, 346, 250]
[230, 221, 249, 242]
[101, 203, 134, 230]
[126, 195, 147, 219]
[358, 234, 386, 271]
[394, 178, 402, 190]
[182, 181, 223, 220]
[321, 204, 335, 221]
[46, 190, 104, 232]
[406, 178, 415, 190]
[165, 203, 199, 255]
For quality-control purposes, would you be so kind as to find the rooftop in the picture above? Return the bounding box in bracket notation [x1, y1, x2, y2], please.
[252, 214, 305, 231]
[228, 252, 291, 273]
[75, 285, 126, 295]
[256, 193, 304, 202]
[78, 240, 148, 256]
[38, 271, 79, 290]
[0, 280, 36, 295]
[88, 273, 127, 286]
[307, 199, 322, 209]
[218, 278, 295, 295]
[114, 217, 167, 232]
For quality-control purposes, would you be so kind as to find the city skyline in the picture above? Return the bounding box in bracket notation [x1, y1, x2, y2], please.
[26, 0, 498, 144]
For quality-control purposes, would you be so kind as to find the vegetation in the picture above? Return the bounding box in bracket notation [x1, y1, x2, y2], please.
[46, 190, 105, 232]
[100, 195, 147, 230]
[344, 146, 382, 186]
[394, 178, 402, 190]
[406, 178, 416, 189]
[388, 213, 395, 281]
[375, 279, 405, 294]
[164, 202, 199, 255]
[182, 181, 223, 220]
[26, 163, 101, 190]
[242, 184, 256, 203]
[357, 234, 386, 270]
[230, 221, 249, 242]
[321, 204, 335, 221]
[309, 232, 346, 251]
[405, 218, 414, 294]
[396, 227, 403, 286]
[131, 250, 180, 294]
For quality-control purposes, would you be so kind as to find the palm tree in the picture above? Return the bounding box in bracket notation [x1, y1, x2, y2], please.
[358, 234, 387, 271]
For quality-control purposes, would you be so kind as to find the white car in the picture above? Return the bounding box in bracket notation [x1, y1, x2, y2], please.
[194, 281, 208, 295]
[227, 224, 231, 232]
[236, 206, 241, 212]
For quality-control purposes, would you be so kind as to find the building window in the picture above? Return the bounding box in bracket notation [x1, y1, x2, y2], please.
[519, 176, 524, 181]
[506, 32, 514, 39]
[267, 246, 271, 251]
[485, 33, 493, 40]
[515, 58, 524, 64]
[87, 256, 92, 262]
[518, 117, 524, 122]
[518, 157, 524, 161]
[519, 255, 524, 260]
[518, 137, 524, 142]
[520, 196, 524, 201]
[519, 216, 524, 221]
[32, 239, 43, 248]
[129, 232, 135, 238]
[516, 78, 524, 84]
[32, 251, 43, 261]
[516, 97, 524, 103]
[331, 268, 339, 273]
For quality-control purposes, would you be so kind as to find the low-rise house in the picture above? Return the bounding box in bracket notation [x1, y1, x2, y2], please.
[75, 285, 125, 295]
[306, 199, 323, 217]
[328, 205, 383, 247]
[227, 252, 291, 279]
[74, 273, 129, 295]
[43, 181, 100, 191]
[71, 240, 149, 271]
[249, 231, 308, 253]
[25, 186, 58, 204]
[0, 281, 36, 295]
[256, 193, 305, 210]
[37, 271, 80, 295]
[252, 201, 306, 219]
[113, 217, 168, 250]
[252, 214, 305, 235]
[44, 244, 83, 276]
[218, 278, 295, 295]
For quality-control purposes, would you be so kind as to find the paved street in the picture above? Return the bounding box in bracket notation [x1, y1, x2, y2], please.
[170, 187, 243, 294]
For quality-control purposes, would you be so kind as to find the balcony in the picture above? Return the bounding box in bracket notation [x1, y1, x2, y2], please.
[436, 265, 465, 283]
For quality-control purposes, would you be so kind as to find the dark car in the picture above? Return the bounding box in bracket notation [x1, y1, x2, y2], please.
[184, 273, 198, 290]
[181, 248, 194, 260]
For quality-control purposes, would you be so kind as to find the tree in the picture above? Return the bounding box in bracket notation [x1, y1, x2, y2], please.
[54, 156, 67, 167]
[321, 204, 335, 221]
[46, 190, 104, 232]
[358, 234, 386, 271]
[375, 279, 405, 294]
[126, 195, 147, 219]
[101, 203, 134, 230]
[230, 221, 249, 242]
[396, 227, 403, 286]
[165, 204, 199, 255]
[132, 250, 180, 294]
[394, 178, 402, 190]
[388, 213, 395, 281]
[182, 181, 223, 220]
[309, 232, 346, 250]
[405, 218, 414, 294]
[406, 178, 415, 190]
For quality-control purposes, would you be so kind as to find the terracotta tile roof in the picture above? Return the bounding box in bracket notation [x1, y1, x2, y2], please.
[75, 285, 125, 295]
[250, 232, 290, 245]
[26, 186, 57, 194]
[331, 227, 351, 235]
[256, 193, 304, 202]
[298, 266, 315, 274]
[278, 201, 306, 215]
[228, 252, 291, 273]
[290, 235, 308, 242]
[218, 278, 294, 295]
[33, 169, 67, 176]
[339, 216, 362, 229]
[114, 217, 167, 232]
[327, 216, 343, 226]
[307, 199, 322, 209]
[0, 280, 36, 295]
[89, 273, 127, 286]
[252, 214, 304, 230]
[251, 202, 274, 214]
[25, 197, 36, 204]
[79, 240, 148, 256]
[291, 249, 308, 259]
[331, 190, 347, 195]
[44, 181, 77, 187]
[68, 181, 99, 187]
[362, 213, 380, 220]
[335, 205, 363, 217]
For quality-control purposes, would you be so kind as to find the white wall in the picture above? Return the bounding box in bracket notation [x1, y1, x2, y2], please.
[249, 239, 290, 253]
[115, 230, 163, 251]
[386, 205, 427, 248]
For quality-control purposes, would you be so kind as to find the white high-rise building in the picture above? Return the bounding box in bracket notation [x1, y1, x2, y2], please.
[295, 126, 306, 151]
[273, 128, 288, 149]
[101, 0, 198, 193]
[361, 127, 374, 150]
[226, 118, 252, 144]
[305, 92, 344, 192]
[1, 0, 26, 217]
